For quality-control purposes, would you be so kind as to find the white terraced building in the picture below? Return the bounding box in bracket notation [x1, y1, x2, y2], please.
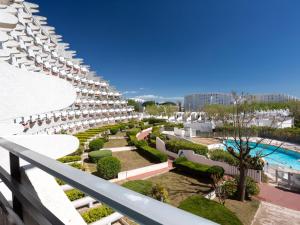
[0, 0, 136, 135]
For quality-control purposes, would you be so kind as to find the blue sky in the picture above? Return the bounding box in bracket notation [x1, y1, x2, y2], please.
[35, 0, 300, 102]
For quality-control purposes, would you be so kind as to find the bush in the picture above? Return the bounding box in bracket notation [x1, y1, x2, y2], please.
[65, 189, 85, 201]
[56, 178, 66, 186]
[237, 176, 260, 197]
[96, 156, 121, 180]
[209, 149, 238, 166]
[110, 127, 119, 135]
[174, 157, 224, 179]
[122, 180, 153, 196]
[81, 205, 113, 223]
[69, 162, 82, 170]
[57, 155, 81, 163]
[142, 118, 166, 125]
[223, 180, 237, 198]
[207, 166, 225, 180]
[137, 145, 168, 163]
[151, 183, 169, 203]
[223, 177, 260, 199]
[166, 139, 208, 156]
[179, 196, 242, 225]
[88, 150, 112, 163]
[88, 138, 106, 151]
[126, 128, 141, 137]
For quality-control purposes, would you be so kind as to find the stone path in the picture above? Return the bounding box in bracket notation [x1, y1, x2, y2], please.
[252, 201, 300, 225]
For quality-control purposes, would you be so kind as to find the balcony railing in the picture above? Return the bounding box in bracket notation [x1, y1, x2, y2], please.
[0, 137, 217, 225]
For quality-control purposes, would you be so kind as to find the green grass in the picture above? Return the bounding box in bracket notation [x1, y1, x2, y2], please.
[113, 150, 154, 171]
[223, 198, 260, 225]
[179, 196, 243, 225]
[103, 139, 128, 148]
[147, 171, 212, 206]
[122, 180, 153, 196]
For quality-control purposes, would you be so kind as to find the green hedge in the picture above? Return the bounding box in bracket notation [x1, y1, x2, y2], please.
[65, 189, 85, 201]
[81, 205, 113, 223]
[122, 180, 153, 196]
[174, 157, 224, 179]
[179, 196, 242, 225]
[137, 145, 168, 163]
[166, 139, 208, 156]
[96, 156, 121, 180]
[110, 127, 119, 135]
[209, 149, 238, 166]
[224, 177, 260, 199]
[127, 134, 168, 163]
[126, 128, 141, 136]
[57, 155, 81, 163]
[88, 150, 112, 163]
[88, 138, 106, 152]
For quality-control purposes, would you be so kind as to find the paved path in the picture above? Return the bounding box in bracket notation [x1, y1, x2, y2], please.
[257, 183, 300, 211]
[252, 201, 300, 225]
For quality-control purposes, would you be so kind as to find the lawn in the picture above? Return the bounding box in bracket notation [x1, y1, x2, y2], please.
[223, 198, 260, 225]
[112, 150, 154, 171]
[147, 171, 212, 206]
[103, 138, 128, 148]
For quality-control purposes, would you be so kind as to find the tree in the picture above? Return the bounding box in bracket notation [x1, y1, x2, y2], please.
[204, 94, 285, 201]
[127, 99, 140, 112]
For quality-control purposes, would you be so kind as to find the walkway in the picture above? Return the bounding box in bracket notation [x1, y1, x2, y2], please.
[252, 201, 300, 225]
[257, 183, 300, 211]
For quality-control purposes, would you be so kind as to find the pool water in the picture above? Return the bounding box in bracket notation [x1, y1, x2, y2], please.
[225, 141, 300, 171]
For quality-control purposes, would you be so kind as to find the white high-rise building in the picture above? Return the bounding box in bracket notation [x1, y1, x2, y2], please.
[0, 0, 136, 135]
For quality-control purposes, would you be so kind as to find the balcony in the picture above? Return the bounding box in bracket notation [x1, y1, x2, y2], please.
[0, 138, 216, 225]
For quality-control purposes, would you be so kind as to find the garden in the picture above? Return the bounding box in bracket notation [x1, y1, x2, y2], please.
[56, 118, 262, 224]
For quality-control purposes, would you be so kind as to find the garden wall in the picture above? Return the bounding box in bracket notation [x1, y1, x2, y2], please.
[136, 127, 152, 140]
[116, 161, 169, 181]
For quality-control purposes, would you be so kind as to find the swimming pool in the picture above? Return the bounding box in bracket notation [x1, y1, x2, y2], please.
[225, 140, 300, 171]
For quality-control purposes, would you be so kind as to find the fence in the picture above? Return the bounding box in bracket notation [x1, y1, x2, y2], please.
[156, 137, 262, 182]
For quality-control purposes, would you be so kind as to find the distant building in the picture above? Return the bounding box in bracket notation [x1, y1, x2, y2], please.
[184, 93, 234, 111]
[247, 94, 299, 103]
[184, 92, 299, 112]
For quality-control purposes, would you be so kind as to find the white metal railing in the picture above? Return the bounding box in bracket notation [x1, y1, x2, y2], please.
[0, 138, 217, 225]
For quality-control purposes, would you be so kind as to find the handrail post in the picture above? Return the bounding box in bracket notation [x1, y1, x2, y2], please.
[9, 153, 23, 220]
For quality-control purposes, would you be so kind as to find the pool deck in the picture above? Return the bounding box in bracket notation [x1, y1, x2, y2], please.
[257, 183, 300, 211]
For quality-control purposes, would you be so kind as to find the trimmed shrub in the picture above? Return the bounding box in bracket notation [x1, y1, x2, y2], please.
[65, 189, 85, 201]
[209, 149, 238, 166]
[126, 128, 141, 136]
[88, 150, 112, 163]
[96, 156, 121, 180]
[81, 205, 113, 223]
[207, 166, 225, 180]
[122, 180, 153, 196]
[88, 138, 106, 151]
[179, 196, 242, 225]
[166, 139, 208, 156]
[174, 157, 224, 179]
[173, 157, 212, 178]
[110, 127, 119, 135]
[57, 155, 81, 163]
[137, 145, 168, 163]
